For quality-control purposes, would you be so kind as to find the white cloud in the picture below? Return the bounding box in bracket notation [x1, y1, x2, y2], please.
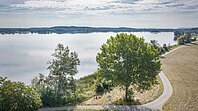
[10, 0, 198, 16]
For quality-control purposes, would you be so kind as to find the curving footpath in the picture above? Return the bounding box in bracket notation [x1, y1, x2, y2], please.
[141, 71, 173, 110]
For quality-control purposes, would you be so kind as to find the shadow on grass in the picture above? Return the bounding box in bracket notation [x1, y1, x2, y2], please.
[102, 105, 160, 111]
[113, 98, 141, 105]
[39, 106, 77, 111]
[40, 105, 160, 111]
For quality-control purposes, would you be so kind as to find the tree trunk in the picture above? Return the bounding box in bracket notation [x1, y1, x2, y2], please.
[125, 84, 129, 101]
[125, 55, 129, 101]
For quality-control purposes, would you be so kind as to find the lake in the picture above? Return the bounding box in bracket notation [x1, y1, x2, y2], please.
[0, 32, 176, 84]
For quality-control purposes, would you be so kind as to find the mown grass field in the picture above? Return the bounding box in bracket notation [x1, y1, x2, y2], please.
[161, 42, 198, 111]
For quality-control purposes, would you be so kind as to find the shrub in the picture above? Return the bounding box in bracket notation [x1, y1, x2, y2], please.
[163, 44, 169, 52]
[178, 36, 185, 45]
[95, 79, 113, 96]
[0, 77, 42, 111]
[184, 32, 191, 43]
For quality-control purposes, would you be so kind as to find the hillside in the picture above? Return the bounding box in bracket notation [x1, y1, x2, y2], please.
[162, 42, 198, 110]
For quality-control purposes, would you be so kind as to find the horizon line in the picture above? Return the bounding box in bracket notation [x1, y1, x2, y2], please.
[0, 25, 198, 29]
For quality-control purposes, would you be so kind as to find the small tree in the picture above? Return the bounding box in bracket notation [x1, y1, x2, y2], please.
[174, 30, 184, 37]
[184, 32, 191, 43]
[32, 44, 80, 106]
[178, 36, 185, 45]
[96, 33, 161, 101]
[150, 40, 160, 49]
[163, 44, 169, 52]
[150, 40, 165, 55]
[0, 77, 42, 111]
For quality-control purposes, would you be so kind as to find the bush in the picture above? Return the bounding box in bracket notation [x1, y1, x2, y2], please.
[163, 44, 169, 52]
[178, 36, 185, 45]
[184, 32, 191, 43]
[95, 79, 113, 96]
[0, 77, 42, 111]
[191, 37, 197, 41]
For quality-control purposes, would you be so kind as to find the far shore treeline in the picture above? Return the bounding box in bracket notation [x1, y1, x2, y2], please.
[0, 26, 198, 34]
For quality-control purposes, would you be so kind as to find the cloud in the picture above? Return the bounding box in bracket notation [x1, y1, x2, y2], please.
[111, 0, 141, 4]
[7, 0, 198, 16]
[13, 0, 65, 9]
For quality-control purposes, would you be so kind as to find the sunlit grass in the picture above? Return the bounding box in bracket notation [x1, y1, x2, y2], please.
[162, 42, 198, 111]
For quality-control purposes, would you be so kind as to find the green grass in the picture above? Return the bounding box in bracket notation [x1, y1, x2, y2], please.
[170, 44, 180, 49]
[76, 73, 98, 103]
[76, 70, 164, 105]
[161, 42, 198, 111]
[192, 35, 198, 38]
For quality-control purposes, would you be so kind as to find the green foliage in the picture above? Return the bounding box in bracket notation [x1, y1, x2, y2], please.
[163, 44, 169, 52]
[150, 40, 170, 54]
[150, 40, 160, 49]
[32, 44, 80, 107]
[0, 77, 42, 111]
[150, 40, 165, 55]
[96, 33, 161, 101]
[76, 72, 98, 102]
[174, 30, 184, 38]
[184, 32, 191, 43]
[177, 32, 193, 45]
[192, 35, 198, 39]
[191, 37, 197, 41]
[178, 36, 185, 45]
[75, 71, 113, 103]
[95, 79, 113, 95]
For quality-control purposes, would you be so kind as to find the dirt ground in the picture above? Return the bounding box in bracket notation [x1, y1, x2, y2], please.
[82, 76, 162, 105]
[161, 42, 198, 111]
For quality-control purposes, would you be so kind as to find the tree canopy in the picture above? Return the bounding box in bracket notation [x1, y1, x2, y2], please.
[32, 44, 80, 106]
[0, 77, 42, 111]
[96, 33, 161, 101]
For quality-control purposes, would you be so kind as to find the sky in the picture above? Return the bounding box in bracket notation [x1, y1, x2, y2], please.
[0, 0, 198, 28]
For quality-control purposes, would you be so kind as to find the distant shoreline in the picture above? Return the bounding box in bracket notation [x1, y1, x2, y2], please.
[0, 26, 197, 35]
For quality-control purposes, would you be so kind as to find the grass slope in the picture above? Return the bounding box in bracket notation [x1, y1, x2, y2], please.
[76, 73, 163, 105]
[162, 42, 198, 111]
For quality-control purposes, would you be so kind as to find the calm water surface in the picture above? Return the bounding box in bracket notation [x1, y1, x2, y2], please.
[0, 32, 176, 84]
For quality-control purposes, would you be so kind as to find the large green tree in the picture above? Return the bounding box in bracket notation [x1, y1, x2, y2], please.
[96, 33, 161, 101]
[32, 44, 80, 106]
[0, 77, 42, 111]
